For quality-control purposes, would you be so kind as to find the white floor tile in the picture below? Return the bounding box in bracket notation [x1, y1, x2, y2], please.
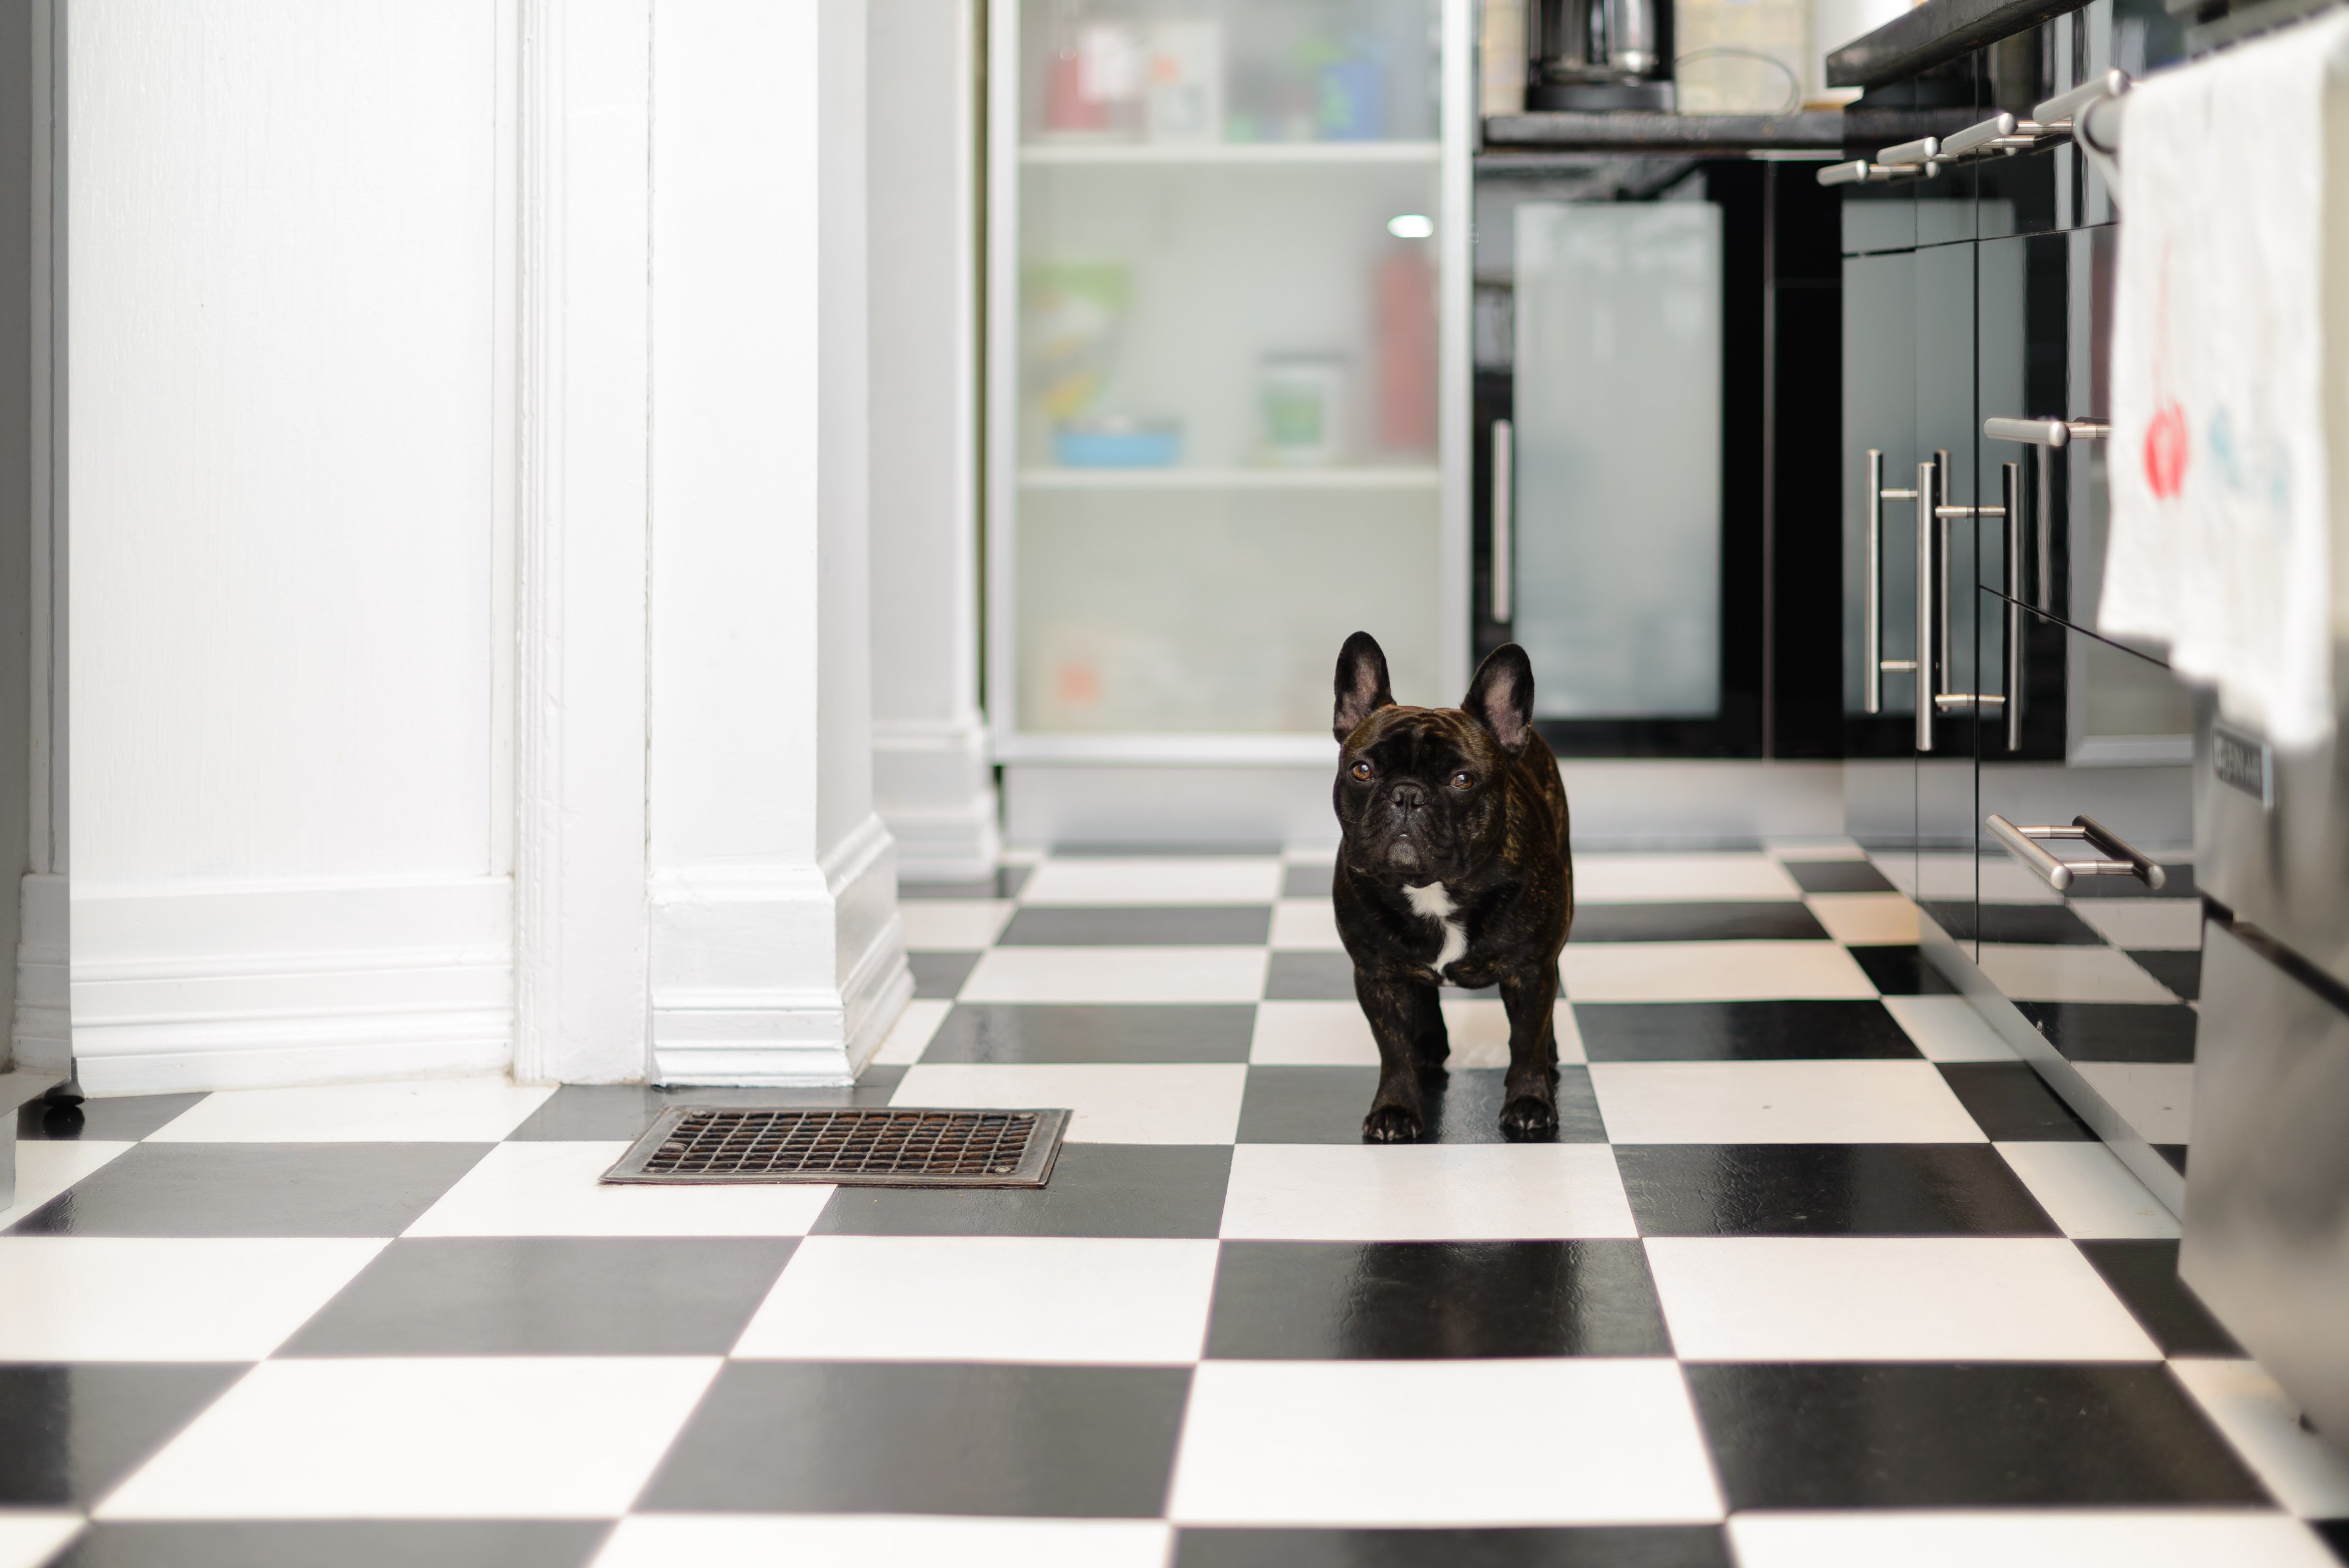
[1282, 844, 1340, 865]
[1219, 1144, 1636, 1241]
[959, 946, 1268, 1004]
[1017, 858, 1283, 906]
[2072, 1062, 2195, 1143]
[893, 1063, 1248, 1144]
[2170, 1358, 2349, 1518]
[869, 998, 954, 1066]
[1570, 854, 1801, 903]
[402, 1141, 834, 1237]
[99, 1357, 720, 1519]
[145, 1077, 554, 1143]
[1766, 838, 1866, 861]
[1561, 942, 1877, 1002]
[594, 1515, 1173, 1568]
[733, 1237, 1219, 1363]
[1805, 893, 1920, 946]
[898, 899, 1014, 950]
[1001, 846, 1047, 866]
[1270, 898, 1343, 949]
[2072, 897, 2207, 950]
[0, 1515, 80, 1568]
[0, 1139, 136, 1229]
[0, 1238, 385, 1360]
[1882, 996, 2018, 1062]
[1169, 1359, 1721, 1525]
[1728, 1510, 2341, 1568]
[1977, 945, 2180, 1004]
[1644, 1237, 2160, 1360]
[1248, 1000, 1582, 1067]
[1996, 1141, 2180, 1238]
[1588, 1060, 1983, 1144]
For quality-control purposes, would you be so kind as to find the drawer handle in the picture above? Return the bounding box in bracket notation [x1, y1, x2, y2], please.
[1984, 416, 2110, 448]
[1987, 813, 2168, 893]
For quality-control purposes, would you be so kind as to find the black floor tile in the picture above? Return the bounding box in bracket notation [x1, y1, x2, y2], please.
[2128, 949, 2203, 1001]
[1574, 1001, 1919, 1062]
[1235, 1066, 1607, 1145]
[1570, 903, 1828, 944]
[1000, 906, 1271, 946]
[907, 950, 981, 999]
[7, 1143, 493, 1237]
[1172, 1526, 1731, 1567]
[1205, 1240, 1670, 1359]
[2077, 1240, 2241, 1356]
[16, 1094, 206, 1142]
[1783, 860, 1897, 895]
[1687, 1362, 2267, 1509]
[919, 1004, 1257, 1064]
[508, 1078, 906, 1141]
[1935, 1062, 2096, 1141]
[51, 1522, 609, 1568]
[2070, 868, 2199, 900]
[2016, 1002, 2200, 1064]
[1267, 952, 1359, 1001]
[900, 865, 1032, 900]
[280, 1237, 797, 1356]
[1285, 864, 1336, 898]
[812, 1142, 1231, 1238]
[1616, 1144, 2059, 1236]
[0, 1364, 246, 1507]
[1968, 904, 2108, 944]
[2157, 1143, 2189, 1174]
[1845, 946, 1962, 996]
[638, 1360, 1190, 1516]
[2314, 1519, 2349, 1563]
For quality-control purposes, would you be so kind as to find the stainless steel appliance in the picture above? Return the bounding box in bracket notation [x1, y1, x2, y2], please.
[2182, 698, 2349, 1449]
[1526, 0, 1674, 112]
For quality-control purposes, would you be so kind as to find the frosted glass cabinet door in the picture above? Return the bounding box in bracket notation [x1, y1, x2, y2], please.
[998, 0, 1453, 743]
[1510, 202, 1722, 719]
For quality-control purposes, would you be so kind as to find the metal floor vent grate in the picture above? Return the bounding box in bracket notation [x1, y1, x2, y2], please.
[600, 1106, 1070, 1188]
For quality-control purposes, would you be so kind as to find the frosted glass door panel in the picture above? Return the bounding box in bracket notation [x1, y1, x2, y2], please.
[1017, 487, 1439, 733]
[1511, 203, 1723, 719]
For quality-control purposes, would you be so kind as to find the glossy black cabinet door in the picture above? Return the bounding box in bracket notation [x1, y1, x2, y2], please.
[1915, 241, 1980, 882]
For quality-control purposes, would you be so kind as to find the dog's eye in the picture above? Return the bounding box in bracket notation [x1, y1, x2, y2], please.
[1349, 760, 1374, 781]
[1450, 771, 1475, 790]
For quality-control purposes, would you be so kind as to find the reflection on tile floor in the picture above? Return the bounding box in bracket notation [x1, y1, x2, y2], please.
[1, 844, 2344, 1567]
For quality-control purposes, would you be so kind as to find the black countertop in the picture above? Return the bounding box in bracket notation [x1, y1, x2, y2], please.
[1825, 0, 2078, 89]
[1479, 107, 1974, 155]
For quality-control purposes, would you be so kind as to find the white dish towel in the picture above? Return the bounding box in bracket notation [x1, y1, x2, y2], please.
[2102, 14, 2349, 751]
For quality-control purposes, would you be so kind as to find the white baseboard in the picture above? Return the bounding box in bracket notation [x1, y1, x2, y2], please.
[1005, 760, 1849, 848]
[69, 876, 514, 1096]
[649, 812, 913, 1084]
[12, 874, 70, 1073]
[874, 717, 999, 880]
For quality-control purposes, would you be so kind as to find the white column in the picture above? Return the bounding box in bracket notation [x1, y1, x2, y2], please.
[866, 0, 999, 883]
[645, 0, 911, 1084]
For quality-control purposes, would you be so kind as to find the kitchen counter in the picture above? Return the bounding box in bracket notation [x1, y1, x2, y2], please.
[1479, 107, 1973, 157]
[1824, 0, 2078, 89]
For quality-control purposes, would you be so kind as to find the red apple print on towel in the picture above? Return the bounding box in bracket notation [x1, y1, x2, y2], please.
[2145, 400, 2188, 499]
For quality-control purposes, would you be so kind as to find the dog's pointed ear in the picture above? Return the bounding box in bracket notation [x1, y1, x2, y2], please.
[1332, 631, 1395, 742]
[1464, 644, 1535, 756]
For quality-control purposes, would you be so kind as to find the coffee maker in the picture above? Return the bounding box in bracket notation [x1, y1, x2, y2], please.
[1526, 0, 1676, 112]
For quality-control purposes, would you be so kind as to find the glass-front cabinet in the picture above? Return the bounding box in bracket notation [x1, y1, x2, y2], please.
[989, 0, 1471, 758]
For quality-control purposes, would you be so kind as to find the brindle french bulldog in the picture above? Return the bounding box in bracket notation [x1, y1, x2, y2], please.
[1328, 631, 1573, 1142]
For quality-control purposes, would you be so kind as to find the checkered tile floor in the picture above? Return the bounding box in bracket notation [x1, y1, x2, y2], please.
[3, 842, 2346, 1568]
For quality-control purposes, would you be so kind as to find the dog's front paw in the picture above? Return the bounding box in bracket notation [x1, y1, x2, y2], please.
[1498, 1094, 1558, 1140]
[1362, 1103, 1425, 1143]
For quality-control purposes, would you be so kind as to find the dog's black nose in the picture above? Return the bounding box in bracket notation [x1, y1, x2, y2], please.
[1389, 782, 1426, 812]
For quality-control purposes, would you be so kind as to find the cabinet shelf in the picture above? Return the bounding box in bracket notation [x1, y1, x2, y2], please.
[1019, 465, 1439, 491]
[1019, 139, 1441, 167]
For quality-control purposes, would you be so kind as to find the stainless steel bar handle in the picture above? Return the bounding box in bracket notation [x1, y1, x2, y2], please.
[1916, 458, 1935, 752]
[1987, 812, 2167, 892]
[2004, 461, 2023, 750]
[1863, 449, 1919, 716]
[1935, 452, 1952, 705]
[1984, 416, 2111, 448]
[1490, 420, 1513, 624]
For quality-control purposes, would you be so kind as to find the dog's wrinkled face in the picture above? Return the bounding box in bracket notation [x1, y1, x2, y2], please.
[1330, 632, 1533, 887]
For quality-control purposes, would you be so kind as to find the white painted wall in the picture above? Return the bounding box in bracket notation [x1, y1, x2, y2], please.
[66, 1, 512, 1092]
[645, 0, 910, 1084]
[867, 0, 998, 881]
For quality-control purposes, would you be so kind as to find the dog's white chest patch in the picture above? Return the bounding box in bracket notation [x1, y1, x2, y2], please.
[1405, 882, 1467, 976]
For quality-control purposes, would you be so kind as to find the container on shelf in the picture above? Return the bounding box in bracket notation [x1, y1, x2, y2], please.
[1259, 355, 1351, 467]
[1054, 416, 1185, 469]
